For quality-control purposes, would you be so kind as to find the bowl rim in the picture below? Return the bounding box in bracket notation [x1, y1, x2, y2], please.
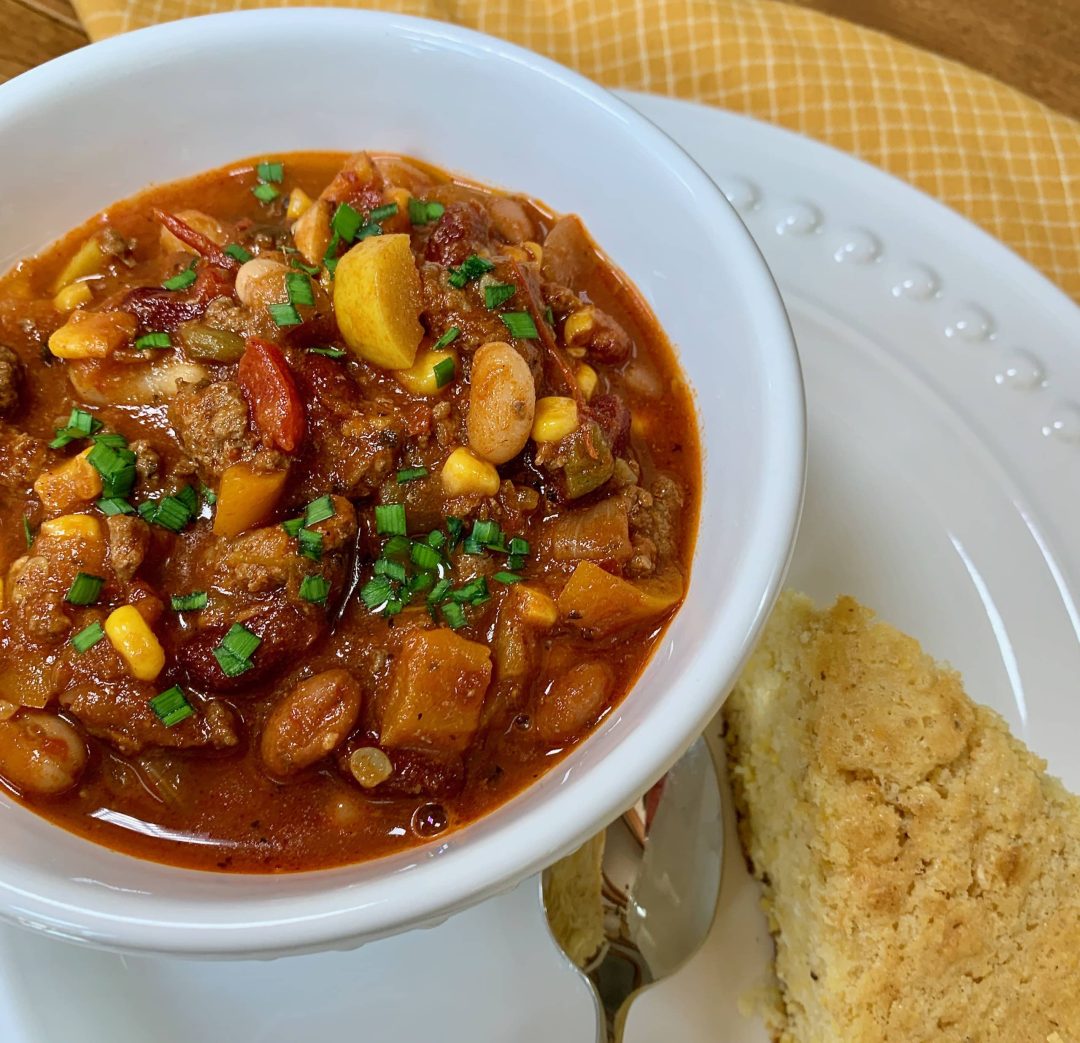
[0, 6, 805, 955]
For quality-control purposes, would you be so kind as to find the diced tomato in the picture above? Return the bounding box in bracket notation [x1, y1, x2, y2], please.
[238, 338, 306, 453]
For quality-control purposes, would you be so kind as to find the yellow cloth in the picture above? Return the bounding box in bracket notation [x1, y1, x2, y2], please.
[72, 0, 1080, 303]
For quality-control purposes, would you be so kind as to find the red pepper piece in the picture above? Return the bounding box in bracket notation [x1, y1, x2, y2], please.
[238, 338, 305, 453]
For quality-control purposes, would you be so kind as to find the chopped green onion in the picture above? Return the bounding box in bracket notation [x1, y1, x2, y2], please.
[65, 572, 104, 606]
[383, 596, 405, 617]
[374, 558, 408, 583]
[441, 602, 467, 629]
[307, 346, 346, 358]
[255, 160, 284, 184]
[382, 534, 412, 561]
[507, 553, 527, 572]
[356, 222, 382, 241]
[176, 485, 199, 514]
[375, 503, 407, 536]
[225, 243, 252, 263]
[408, 198, 445, 226]
[471, 519, 501, 545]
[144, 494, 194, 533]
[286, 271, 314, 307]
[71, 621, 105, 653]
[331, 203, 363, 242]
[508, 537, 530, 556]
[445, 516, 464, 547]
[427, 577, 453, 604]
[268, 302, 302, 327]
[150, 685, 195, 728]
[432, 326, 460, 351]
[408, 572, 435, 596]
[297, 528, 323, 561]
[426, 529, 446, 549]
[500, 311, 539, 340]
[290, 256, 321, 277]
[493, 571, 524, 584]
[299, 574, 331, 604]
[171, 591, 208, 612]
[97, 497, 135, 516]
[134, 332, 172, 350]
[433, 357, 455, 389]
[409, 542, 441, 571]
[462, 536, 484, 555]
[162, 260, 197, 291]
[87, 440, 137, 499]
[200, 484, 217, 507]
[396, 467, 428, 484]
[452, 576, 489, 605]
[447, 254, 494, 289]
[214, 623, 261, 678]
[361, 575, 393, 610]
[543, 305, 555, 327]
[22, 516, 33, 548]
[281, 517, 305, 537]
[368, 202, 399, 223]
[304, 495, 335, 527]
[484, 283, 516, 310]
[93, 432, 129, 449]
[252, 183, 280, 204]
[50, 408, 102, 448]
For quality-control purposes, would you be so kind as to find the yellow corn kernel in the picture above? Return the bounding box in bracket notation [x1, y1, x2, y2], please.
[53, 282, 93, 314]
[563, 307, 595, 347]
[514, 584, 558, 628]
[39, 513, 103, 543]
[531, 397, 579, 443]
[48, 310, 137, 360]
[105, 605, 166, 682]
[441, 447, 500, 497]
[522, 241, 543, 264]
[33, 448, 103, 513]
[576, 363, 598, 401]
[396, 348, 455, 396]
[286, 187, 314, 222]
[50, 236, 106, 295]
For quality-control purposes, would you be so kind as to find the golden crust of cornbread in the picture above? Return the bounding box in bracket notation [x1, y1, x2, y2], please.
[724, 591, 1080, 1043]
[543, 832, 606, 968]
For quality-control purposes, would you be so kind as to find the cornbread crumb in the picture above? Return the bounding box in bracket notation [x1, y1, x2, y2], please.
[544, 832, 606, 967]
[724, 592, 1080, 1042]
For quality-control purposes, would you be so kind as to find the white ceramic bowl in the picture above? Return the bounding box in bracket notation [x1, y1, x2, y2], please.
[0, 9, 804, 957]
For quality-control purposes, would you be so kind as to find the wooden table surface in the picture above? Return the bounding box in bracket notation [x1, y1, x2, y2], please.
[2, 0, 1078, 119]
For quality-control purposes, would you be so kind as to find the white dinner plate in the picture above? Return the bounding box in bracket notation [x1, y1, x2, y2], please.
[1, 89, 1078, 1043]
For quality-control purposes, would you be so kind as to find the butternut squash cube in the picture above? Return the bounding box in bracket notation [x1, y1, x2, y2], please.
[557, 561, 683, 636]
[213, 465, 288, 538]
[378, 628, 492, 752]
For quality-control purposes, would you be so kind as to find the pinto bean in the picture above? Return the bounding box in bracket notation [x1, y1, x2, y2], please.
[0, 712, 88, 795]
[533, 660, 615, 743]
[466, 341, 536, 464]
[234, 258, 289, 310]
[487, 197, 534, 244]
[261, 669, 362, 776]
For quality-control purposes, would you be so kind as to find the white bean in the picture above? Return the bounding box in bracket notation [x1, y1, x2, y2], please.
[234, 257, 290, 309]
[0, 711, 88, 795]
[159, 209, 226, 253]
[467, 341, 536, 465]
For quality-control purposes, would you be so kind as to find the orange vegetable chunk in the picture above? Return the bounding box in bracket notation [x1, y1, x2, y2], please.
[556, 561, 683, 635]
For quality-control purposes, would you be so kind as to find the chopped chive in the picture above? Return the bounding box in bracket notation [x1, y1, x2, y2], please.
[97, 497, 134, 516]
[409, 542, 441, 571]
[374, 558, 408, 583]
[93, 432, 128, 449]
[290, 257, 321, 277]
[375, 503, 407, 536]
[215, 623, 261, 669]
[493, 571, 524, 584]
[286, 271, 314, 307]
[307, 346, 346, 358]
[255, 160, 284, 184]
[134, 332, 172, 350]
[408, 198, 445, 226]
[87, 440, 137, 498]
[452, 576, 489, 605]
[408, 571, 435, 596]
[22, 516, 33, 548]
[162, 260, 197, 291]
[427, 577, 453, 604]
[445, 516, 464, 547]
[71, 620, 105, 653]
[471, 519, 500, 545]
[137, 501, 156, 523]
[500, 311, 539, 340]
[508, 537, 530, 556]
[383, 597, 405, 617]
[507, 553, 527, 572]
[432, 326, 460, 351]
[396, 466, 428, 484]
[65, 572, 104, 606]
[447, 254, 495, 289]
[176, 485, 199, 514]
[367, 202, 399, 224]
[381, 534, 412, 561]
[462, 536, 484, 555]
[200, 484, 217, 507]
[268, 302, 302, 327]
[297, 528, 323, 561]
[355, 222, 382, 241]
[150, 685, 195, 728]
[433, 357, 455, 389]
[299, 574, 331, 604]
[171, 591, 208, 612]
[146, 494, 193, 533]
[281, 517, 305, 538]
[252, 183, 280, 204]
[484, 283, 516, 310]
[360, 575, 393, 610]
[543, 305, 555, 326]
[304, 494, 336, 527]
[331, 203, 362, 242]
[426, 529, 446, 549]
[441, 602, 467, 629]
[50, 408, 102, 448]
[225, 243, 252, 263]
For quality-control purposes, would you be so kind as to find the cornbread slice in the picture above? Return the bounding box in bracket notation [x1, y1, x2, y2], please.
[544, 832, 606, 967]
[724, 592, 1080, 1043]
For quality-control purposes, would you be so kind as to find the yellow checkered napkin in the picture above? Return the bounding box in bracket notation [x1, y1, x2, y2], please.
[71, 0, 1080, 303]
